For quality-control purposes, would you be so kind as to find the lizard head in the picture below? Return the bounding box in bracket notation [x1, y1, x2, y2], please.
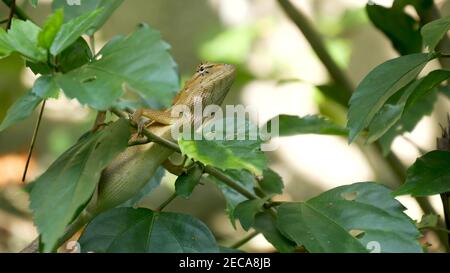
[177, 63, 236, 107]
[196, 63, 236, 106]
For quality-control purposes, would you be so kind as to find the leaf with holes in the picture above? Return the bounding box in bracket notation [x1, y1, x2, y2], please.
[30, 119, 131, 252]
[394, 151, 450, 197]
[347, 53, 435, 143]
[79, 208, 219, 253]
[277, 182, 422, 253]
[55, 24, 179, 110]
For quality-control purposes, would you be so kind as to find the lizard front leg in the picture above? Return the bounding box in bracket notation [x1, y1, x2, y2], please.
[132, 108, 178, 126]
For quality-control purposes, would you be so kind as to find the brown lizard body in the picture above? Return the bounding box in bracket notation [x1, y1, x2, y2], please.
[88, 63, 236, 215]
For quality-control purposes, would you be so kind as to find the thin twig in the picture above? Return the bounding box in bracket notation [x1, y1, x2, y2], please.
[22, 100, 46, 183]
[229, 231, 260, 249]
[91, 111, 107, 133]
[277, 0, 354, 100]
[89, 35, 96, 55]
[156, 193, 178, 212]
[2, 0, 29, 21]
[203, 166, 259, 200]
[402, 135, 427, 155]
[5, 0, 15, 29]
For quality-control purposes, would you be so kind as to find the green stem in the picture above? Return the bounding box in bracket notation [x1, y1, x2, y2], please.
[421, 226, 450, 235]
[157, 193, 178, 212]
[22, 100, 46, 182]
[229, 230, 260, 249]
[203, 166, 259, 200]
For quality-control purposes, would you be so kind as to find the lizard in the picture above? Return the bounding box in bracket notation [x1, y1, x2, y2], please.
[21, 63, 236, 253]
[86, 63, 237, 216]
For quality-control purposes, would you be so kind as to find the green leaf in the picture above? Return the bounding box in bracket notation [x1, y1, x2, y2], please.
[379, 91, 437, 155]
[234, 199, 266, 231]
[55, 24, 179, 110]
[30, 119, 131, 252]
[119, 168, 165, 208]
[258, 169, 284, 195]
[58, 37, 93, 73]
[366, 4, 422, 55]
[0, 92, 42, 132]
[30, 0, 38, 7]
[394, 151, 450, 197]
[0, 31, 12, 59]
[209, 170, 256, 228]
[277, 182, 422, 253]
[26, 37, 92, 75]
[50, 9, 103, 56]
[416, 214, 439, 230]
[179, 118, 267, 176]
[175, 164, 204, 198]
[32, 75, 60, 99]
[421, 16, 450, 51]
[53, 0, 123, 36]
[404, 70, 450, 110]
[38, 9, 64, 50]
[79, 208, 219, 253]
[367, 104, 403, 143]
[367, 70, 450, 144]
[274, 115, 348, 137]
[0, 19, 46, 62]
[253, 212, 296, 253]
[347, 53, 435, 143]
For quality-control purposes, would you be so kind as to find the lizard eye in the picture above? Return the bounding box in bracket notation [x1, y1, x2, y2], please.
[197, 65, 208, 75]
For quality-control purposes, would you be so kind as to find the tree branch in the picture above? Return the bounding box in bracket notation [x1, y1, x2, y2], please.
[5, 0, 15, 29]
[277, 0, 354, 100]
[2, 0, 30, 22]
[229, 230, 260, 249]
